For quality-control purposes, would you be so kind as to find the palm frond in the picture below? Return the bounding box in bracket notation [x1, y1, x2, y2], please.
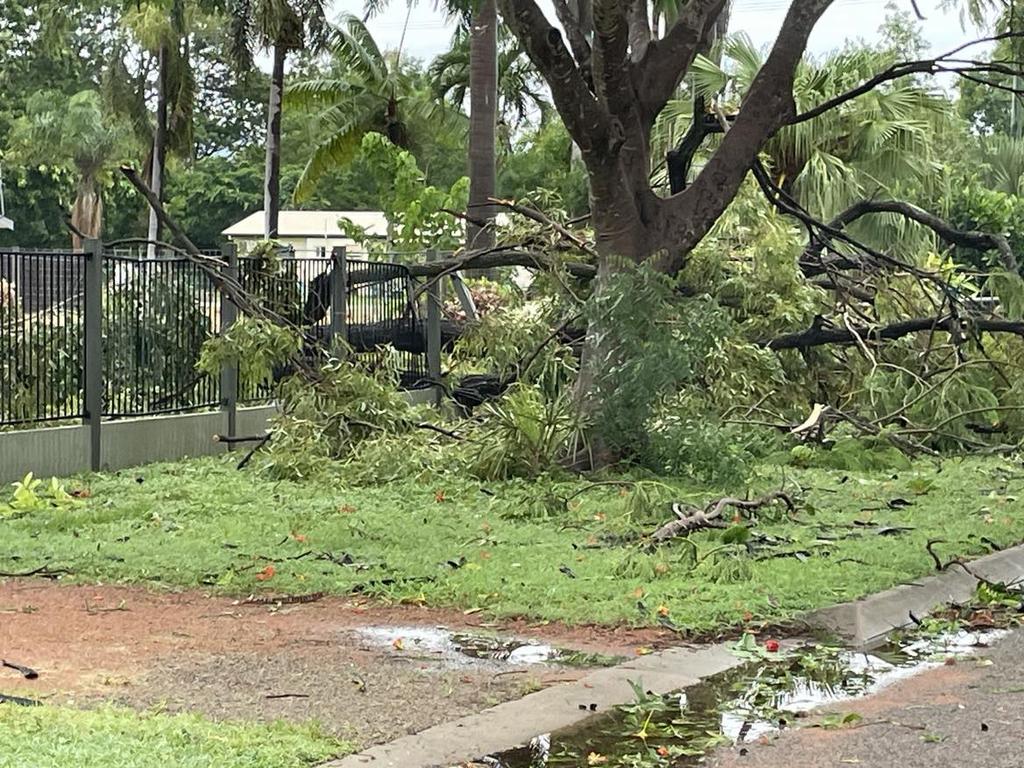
[292, 123, 369, 201]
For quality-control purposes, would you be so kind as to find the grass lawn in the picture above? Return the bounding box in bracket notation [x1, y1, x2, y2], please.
[0, 705, 348, 768]
[2, 455, 1023, 632]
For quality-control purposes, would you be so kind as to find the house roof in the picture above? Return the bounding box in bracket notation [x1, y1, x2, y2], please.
[222, 210, 387, 238]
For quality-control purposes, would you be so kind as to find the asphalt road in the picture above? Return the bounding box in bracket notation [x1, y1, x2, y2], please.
[709, 629, 1024, 768]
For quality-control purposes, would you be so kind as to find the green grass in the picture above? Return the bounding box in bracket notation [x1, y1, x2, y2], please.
[0, 705, 348, 768]
[2, 455, 1023, 632]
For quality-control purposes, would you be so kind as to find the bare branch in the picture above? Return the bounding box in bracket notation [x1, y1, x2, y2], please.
[550, 0, 592, 68]
[791, 33, 1024, 126]
[658, 0, 834, 266]
[651, 492, 795, 543]
[810, 199, 1019, 273]
[497, 0, 607, 150]
[637, 0, 728, 117]
[405, 249, 596, 281]
[765, 316, 1024, 351]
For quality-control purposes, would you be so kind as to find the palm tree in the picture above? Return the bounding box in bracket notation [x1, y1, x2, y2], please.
[428, 20, 549, 146]
[227, 0, 327, 238]
[364, 0, 499, 252]
[466, 0, 498, 251]
[286, 15, 447, 201]
[8, 91, 126, 249]
[118, 0, 201, 255]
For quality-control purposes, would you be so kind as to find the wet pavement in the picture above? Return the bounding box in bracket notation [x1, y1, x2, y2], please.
[709, 628, 1024, 768]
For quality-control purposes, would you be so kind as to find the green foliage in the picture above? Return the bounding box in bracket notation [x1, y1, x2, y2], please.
[643, 405, 754, 486]
[198, 317, 301, 394]
[0, 704, 347, 768]
[948, 183, 1024, 273]
[3, 473, 79, 517]
[498, 119, 589, 217]
[584, 265, 731, 460]
[340, 133, 469, 255]
[470, 383, 587, 481]
[264, 354, 416, 480]
[0, 292, 82, 423]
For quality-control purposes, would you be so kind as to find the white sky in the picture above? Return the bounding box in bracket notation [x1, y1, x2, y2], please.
[330, 0, 987, 63]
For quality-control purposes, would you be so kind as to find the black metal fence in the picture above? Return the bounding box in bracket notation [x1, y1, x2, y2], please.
[0, 249, 86, 425]
[0, 243, 434, 429]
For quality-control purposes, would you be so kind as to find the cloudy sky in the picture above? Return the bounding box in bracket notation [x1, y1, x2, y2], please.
[329, 0, 988, 64]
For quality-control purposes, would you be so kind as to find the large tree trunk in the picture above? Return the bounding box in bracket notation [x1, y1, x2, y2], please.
[264, 43, 286, 240]
[466, 0, 498, 253]
[147, 41, 170, 259]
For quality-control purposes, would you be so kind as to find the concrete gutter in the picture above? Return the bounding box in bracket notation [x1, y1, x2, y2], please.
[807, 542, 1024, 646]
[328, 544, 1024, 768]
[325, 643, 741, 768]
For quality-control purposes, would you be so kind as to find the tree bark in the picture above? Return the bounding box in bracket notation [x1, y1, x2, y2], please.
[71, 176, 103, 251]
[467, 0, 499, 254]
[264, 43, 286, 240]
[147, 41, 170, 260]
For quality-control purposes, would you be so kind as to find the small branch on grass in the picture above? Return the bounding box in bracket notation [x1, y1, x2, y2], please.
[236, 433, 272, 470]
[239, 592, 326, 606]
[650, 491, 795, 544]
[0, 693, 42, 706]
[0, 566, 70, 579]
[925, 538, 975, 574]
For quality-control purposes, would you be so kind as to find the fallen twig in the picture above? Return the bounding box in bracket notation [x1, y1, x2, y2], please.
[237, 592, 326, 606]
[651, 492, 795, 544]
[0, 693, 41, 706]
[236, 433, 272, 470]
[1, 660, 37, 679]
[0, 566, 70, 579]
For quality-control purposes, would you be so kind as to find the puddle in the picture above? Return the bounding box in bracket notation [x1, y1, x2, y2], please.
[474, 629, 1007, 767]
[355, 626, 622, 669]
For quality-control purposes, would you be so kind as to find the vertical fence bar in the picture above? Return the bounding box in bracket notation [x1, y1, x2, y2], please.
[220, 243, 239, 437]
[426, 250, 442, 406]
[83, 238, 103, 471]
[330, 246, 347, 350]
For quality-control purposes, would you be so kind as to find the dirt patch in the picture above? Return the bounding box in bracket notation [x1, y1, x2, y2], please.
[0, 579, 666, 744]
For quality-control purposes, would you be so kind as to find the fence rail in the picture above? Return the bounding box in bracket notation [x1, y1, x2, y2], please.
[1, 242, 439, 444]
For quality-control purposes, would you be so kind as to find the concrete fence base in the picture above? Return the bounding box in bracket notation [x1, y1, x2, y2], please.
[0, 406, 277, 482]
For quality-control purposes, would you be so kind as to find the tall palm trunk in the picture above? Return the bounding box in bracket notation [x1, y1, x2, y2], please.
[466, 0, 498, 253]
[147, 41, 170, 259]
[71, 176, 103, 251]
[264, 43, 286, 239]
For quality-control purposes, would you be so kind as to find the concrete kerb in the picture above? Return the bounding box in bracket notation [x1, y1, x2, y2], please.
[325, 644, 741, 768]
[806, 541, 1024, 646]
[327, 543, 1024, 768]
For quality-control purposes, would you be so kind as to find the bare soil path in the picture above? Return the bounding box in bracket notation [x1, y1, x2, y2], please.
[0, 579, 670, 745]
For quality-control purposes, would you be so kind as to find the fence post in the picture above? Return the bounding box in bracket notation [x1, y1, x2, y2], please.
[83, 238, 103, 472]
[220, 243, 239, 438]
[426, 250, 443, 406]
[330, 246, 348, 351]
